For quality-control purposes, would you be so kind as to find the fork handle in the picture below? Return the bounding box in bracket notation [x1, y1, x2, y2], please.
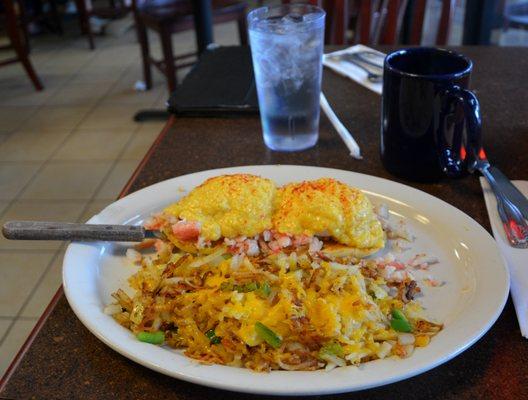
[2, 221, 146, 242]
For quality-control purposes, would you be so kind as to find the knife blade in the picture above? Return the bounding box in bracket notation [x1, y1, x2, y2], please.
[488, 166, 528, 220]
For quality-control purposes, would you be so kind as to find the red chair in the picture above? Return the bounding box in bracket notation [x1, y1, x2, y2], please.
[326, 0, 455, 45]
[132, 0, 248, 93]
[0, 0, 43, 90]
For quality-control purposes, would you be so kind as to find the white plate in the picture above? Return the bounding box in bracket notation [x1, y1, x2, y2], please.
[63, 165, 509, 396]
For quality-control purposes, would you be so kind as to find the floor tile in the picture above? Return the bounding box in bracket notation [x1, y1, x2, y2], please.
[0, 201, 9, 216]
[120, 124, 162, 160]
[71, 64, 129, 85]
[0, 200, 87, 250]
[45, 83, 111, 107]
[53, 128, 135, 161]
[0, 83, 60, 107]
[0, 131, 12, 146]
[0, 130, 70, 161]
[0, 252, 55, 316]
[0, 319, 12, 340]
[20, 161, 113, 200]
[41, 49, 95, 68]
[20, 106, 91, 132]
[152, 93, 170, 109]
[213, 21, 241, 47]
[94, 160, 139, 200]
[88, 47, 137, 67]
[0, 319, 38, 377]
[0, 15, 244, 347]
[78, 199, 113, 223]
[0, 163, 41, 200]
[101, 83, 165, 106]
[78, 104, 140, 130]
[0, 106, 38, 132]
[21, 252, 64, 318]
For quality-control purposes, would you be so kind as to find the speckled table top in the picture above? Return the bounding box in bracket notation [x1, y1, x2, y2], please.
[1, 46, 527, 399]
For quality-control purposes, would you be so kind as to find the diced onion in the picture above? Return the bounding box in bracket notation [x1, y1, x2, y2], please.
[324, 362, 337, 372]
[376, 341, 393, 359]
[103, 303, 122, 315]
[230, 254, 242, 269]
[398, 333, 415, 345]
[321, 353, 346, 367]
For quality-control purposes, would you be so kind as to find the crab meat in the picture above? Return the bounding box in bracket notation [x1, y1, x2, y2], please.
[171, 220, 200, 241]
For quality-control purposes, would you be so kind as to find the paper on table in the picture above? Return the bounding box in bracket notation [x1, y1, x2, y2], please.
[481, 178, 528, 338]
[323, 44, 384, 95]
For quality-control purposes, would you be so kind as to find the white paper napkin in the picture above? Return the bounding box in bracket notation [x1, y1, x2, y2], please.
[481, 178, 528, 338]
[323, 44, 384, 95]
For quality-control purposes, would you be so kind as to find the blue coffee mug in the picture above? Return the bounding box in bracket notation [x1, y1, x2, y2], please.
[381, 47, 482, 182]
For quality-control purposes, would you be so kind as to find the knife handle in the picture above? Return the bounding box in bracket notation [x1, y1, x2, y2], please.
[2, 221, 146, 242]
[488, 166, 528, 219]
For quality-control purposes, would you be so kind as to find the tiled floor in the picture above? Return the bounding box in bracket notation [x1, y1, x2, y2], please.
[0, 17, 241, 376]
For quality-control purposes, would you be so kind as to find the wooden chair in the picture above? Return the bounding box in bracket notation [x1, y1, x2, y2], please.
[328, 0, 455, 45]
[0, 0, 43, 90]
[75, 0, 132, 50]
[20, 0, 64, 41]
[74, 0, 96, 50]
[132, 0, 247, 93]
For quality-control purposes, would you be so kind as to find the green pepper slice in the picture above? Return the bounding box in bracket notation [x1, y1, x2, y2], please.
[136, 331, 165, 345]
[255, 322, 282, 348]
[391, 309, 412, 332]
[319, 342, 345, 358]
[205, 329, 222, 344]
[238, 282, 259, 293]
[257, 282, 271, 298]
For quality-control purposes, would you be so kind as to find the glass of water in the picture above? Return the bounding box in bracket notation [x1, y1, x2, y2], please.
[247, 4, 325, 151]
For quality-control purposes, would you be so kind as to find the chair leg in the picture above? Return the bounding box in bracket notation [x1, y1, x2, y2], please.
[18, 51, 44, 91]
[159, 27, 176, 93]
[17, 0, 31, 52]
[3, 0, 43, 90]
[136, 21, 152, 90]
[75, 0, 95, 50]
[49, 0, 64, 35]
[237, 13, 248, 45]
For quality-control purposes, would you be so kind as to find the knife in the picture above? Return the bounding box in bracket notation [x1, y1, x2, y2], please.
[2, 221, 162, 242]
[327, 53, 383, 83]
[488, 166, 528, 220]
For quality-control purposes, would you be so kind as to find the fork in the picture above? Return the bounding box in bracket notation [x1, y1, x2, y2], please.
[476, 159, 528, 248]
[327, 53, 383, 83]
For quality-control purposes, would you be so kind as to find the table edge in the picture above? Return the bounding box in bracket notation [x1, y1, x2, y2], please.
[0, 115, 177, 391]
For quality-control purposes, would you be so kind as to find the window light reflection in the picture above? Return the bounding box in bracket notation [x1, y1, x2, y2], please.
[362, 190, 409, 208]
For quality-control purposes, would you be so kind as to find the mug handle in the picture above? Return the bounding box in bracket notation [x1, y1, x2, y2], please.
[437, 86, 482, 177]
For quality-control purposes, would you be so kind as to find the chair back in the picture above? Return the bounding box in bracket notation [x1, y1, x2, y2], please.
[408, 0, 455, 45]
[326, 0, 455, 45]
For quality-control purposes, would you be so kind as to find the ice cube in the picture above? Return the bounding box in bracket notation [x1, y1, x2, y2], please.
[282, 13, 304, 23]
[302, 12, 321, 23]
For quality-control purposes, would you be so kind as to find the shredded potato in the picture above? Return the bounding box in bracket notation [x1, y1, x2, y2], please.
[109, 236, 442, 371]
